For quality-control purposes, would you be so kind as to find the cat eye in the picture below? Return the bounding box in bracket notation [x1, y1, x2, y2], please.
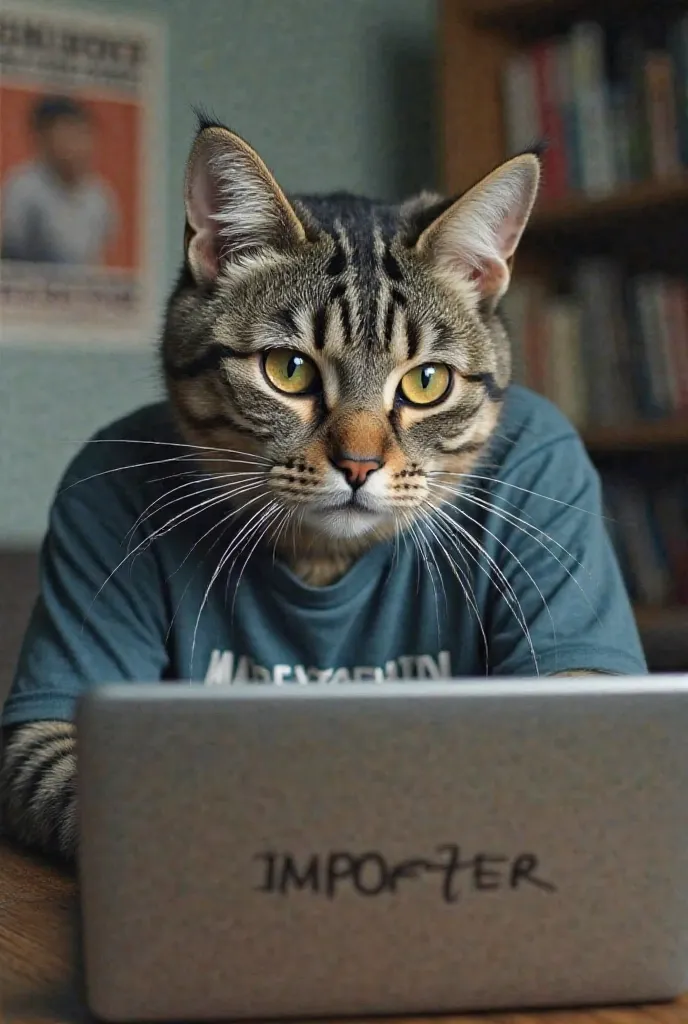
[263, 349, 320, 396]
[398, 363, 452, 406]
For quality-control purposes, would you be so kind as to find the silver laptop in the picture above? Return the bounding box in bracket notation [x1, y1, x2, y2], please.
[77, 678, 688, 1022]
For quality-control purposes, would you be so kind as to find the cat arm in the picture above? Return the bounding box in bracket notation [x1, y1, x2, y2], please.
[0, 721, 78, 861]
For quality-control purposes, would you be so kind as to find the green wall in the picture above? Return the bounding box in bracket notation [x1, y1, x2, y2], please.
[1, 0, 438, 544]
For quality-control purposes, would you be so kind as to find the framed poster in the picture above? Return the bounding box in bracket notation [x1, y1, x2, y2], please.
[0, 2, 166, 346]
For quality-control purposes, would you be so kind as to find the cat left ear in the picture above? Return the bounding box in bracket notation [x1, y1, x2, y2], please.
[184, 124, 307, 284]
[415, 154, 540, 302]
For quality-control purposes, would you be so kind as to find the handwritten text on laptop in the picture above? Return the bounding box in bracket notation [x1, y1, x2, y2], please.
[254, 844, 556, 902]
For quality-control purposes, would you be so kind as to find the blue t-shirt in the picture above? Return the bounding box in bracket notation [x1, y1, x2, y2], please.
[2, 386, 647, 727]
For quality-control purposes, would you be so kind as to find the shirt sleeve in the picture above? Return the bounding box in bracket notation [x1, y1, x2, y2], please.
[1, 463, 171, 728]
[481, 431, 648, 677]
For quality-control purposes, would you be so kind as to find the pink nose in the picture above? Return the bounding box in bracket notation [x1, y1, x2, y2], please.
[333, 454, 382, 489]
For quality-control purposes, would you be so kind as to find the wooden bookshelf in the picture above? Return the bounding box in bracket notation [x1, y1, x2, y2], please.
[635, 605, 688, 631]
[441, 0, 688, 668]
[468, 0, 688, 33]
[583, 418, 688, 452]
[529, 175, 688, 236]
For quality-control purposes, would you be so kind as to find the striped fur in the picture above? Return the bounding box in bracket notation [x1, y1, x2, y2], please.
[0, 721, 78, 860]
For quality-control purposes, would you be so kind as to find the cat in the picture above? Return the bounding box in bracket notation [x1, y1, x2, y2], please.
[0, 116, 542, 860]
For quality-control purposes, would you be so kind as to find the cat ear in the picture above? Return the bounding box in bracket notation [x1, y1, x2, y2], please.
[184, 124, 307, 283]
[415, 154, 540, 302]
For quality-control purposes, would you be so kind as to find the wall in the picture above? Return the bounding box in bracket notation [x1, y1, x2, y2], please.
[1, 0, 437, 545]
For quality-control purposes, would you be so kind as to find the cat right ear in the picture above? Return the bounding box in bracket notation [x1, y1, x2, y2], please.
[184, 124, 307, 284]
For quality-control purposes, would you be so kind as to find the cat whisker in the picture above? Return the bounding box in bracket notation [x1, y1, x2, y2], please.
[190, 498, 279, 670]
[417, 506, 488, 668]
[426, 497, 540, 675]
[128, 471, 266, 540]
[165, 488, 274, 644]
[87, 437, 272, 462]
[127, 478, 265, 557]
[429, 471, 607, 521]
[64, 451, 269, 494]
[413, 516, 449, 642]
[230, 503, 285, 621]
[429, 480, 601, 628]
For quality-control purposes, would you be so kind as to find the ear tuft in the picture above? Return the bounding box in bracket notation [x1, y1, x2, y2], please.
[415, 153, 540, 303]
[184, 125, 306, 284]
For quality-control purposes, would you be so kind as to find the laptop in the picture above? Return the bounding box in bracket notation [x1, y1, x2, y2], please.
[77, 677, 688, 1022]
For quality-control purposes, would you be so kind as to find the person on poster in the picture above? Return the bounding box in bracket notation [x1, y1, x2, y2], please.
[1, 94, 119, 266]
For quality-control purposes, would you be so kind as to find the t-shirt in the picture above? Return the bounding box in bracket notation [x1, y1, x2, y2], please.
[1, 386, 647, 728]
[1, 161, 117, 265]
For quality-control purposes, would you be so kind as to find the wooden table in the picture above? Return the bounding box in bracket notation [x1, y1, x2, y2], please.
[1, 839, 687, 1024]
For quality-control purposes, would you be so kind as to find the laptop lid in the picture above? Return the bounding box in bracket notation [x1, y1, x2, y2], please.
[77, 678, 688, 1021]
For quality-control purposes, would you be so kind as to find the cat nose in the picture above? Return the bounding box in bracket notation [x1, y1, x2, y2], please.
[332, 452, 382, 489]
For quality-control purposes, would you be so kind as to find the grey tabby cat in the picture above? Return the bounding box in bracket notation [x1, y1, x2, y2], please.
[1, 118, 555, 860]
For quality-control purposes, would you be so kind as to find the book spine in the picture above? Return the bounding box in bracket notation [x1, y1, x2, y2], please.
[532, 41, 568, 200]
[623, 277, 657, 417]
[644, 50, 682, 178]
[634, 276, 673, 416]
[617, 32, 652, 181]
[502, 52, 540, 157]
[669, 15, 688, 167]
[569, 22, 616, 195]
[544, 296, 587, 426]
[555, 37, 582, 191]
[664, 279, 688, 411]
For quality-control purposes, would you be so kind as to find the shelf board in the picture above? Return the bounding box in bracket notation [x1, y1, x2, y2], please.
[634, 605, 688, 632]
[525, 176, 688, 238]
[469, 0, 688, 32]
[583, 419, 688, 452]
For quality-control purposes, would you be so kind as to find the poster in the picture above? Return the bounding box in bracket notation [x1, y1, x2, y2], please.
[0, 3, 165, 346]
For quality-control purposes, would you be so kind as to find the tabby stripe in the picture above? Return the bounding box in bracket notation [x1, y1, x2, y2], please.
[382, 245, 403, 282]
[3, 727, 69, 775]
[312, 306, 328, 350]
[52, 768, 77, 834]
[57, 792, 78, 857]
[11, 736, 74, 796]
[179, 407, 257, 436]
[165, 343, 249, 381]
[28, 753, 75, 827]
[390, 288, 407, 308]
[23, 749, 74, 817]
[274, 307, 299, 336]
[326, 240, 347, 277]
[464, 372, 506, 401]
[339, 295, 353, 345]
[406, 318, 421, 360]
[383, 299, 397, 350]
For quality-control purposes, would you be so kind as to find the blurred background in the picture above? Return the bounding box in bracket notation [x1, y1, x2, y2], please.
[1, 0, 686, 688]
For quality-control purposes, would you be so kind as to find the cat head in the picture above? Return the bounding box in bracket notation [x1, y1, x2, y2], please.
[162, 118, 539, 554]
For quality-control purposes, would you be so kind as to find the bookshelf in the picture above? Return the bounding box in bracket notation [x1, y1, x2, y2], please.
[583, 418, 688, 451]
[529, 174, 688, 235]
[441, 0, 688, 669]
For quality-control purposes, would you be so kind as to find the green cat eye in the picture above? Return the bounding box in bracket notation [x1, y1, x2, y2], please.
[399, 363, 452, 406]
[263, 349, 319, 395]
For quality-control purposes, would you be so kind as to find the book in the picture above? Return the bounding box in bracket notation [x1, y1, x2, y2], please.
[569, 22, 616, 195]
[532, 41, 568, 200]
[669, 15, 688, 166]
[502, 52, 540, 158]
[644, 50, 682, 178]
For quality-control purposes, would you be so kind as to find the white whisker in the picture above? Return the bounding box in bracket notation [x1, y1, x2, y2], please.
[417, 507, 487, 669]
[190, 499, 279, 671]
[128, 471, 265, 540]
[428, 498, 540, 675]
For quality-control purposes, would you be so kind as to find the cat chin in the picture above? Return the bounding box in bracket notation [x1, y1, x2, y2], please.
[304, 506, 389, 541]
